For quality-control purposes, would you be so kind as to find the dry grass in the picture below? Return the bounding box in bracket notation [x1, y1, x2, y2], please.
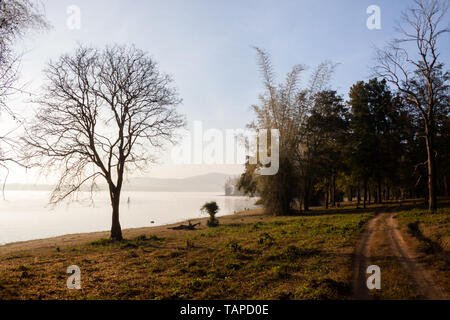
[397, 205, 450, 295]
[0, 209, 372, 300]
[1, 201, 447, 300]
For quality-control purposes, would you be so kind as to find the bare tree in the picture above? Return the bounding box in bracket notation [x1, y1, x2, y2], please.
[0, 0, 48, 184]
[0, 0, 48, 115]
[22, 45, 185, 240]
[374, 0, 449, 212]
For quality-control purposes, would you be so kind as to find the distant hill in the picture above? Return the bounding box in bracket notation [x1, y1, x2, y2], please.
[124, 173, 236, 192]
[5, 173, 240, 193]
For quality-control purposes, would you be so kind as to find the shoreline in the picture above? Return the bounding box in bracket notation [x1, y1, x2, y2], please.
[0, 192, 260, 249]
[0, 209, 263, 256]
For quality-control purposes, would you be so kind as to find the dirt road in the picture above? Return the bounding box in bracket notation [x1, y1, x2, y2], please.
[352, 212, 446, 300]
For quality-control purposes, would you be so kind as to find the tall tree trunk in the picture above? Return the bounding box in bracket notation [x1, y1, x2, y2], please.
[110, 188, 123, 240]
[425, 124, 438, 212]
[363, 179, 367, 209]
[303, 193, 309, 212]
[378, 180, 382, 204]
[357, 182, 361, 207]
[444, 175, 449, 197]
[303, 178, 310, 212]
[332, 175, 336, 207]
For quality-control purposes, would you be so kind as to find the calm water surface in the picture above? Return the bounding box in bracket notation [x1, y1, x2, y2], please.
[0, 191, 259, 245]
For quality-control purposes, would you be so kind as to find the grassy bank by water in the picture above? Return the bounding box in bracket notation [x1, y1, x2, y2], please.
[0, 209, 373, 300]
[1, 202, 448, 300]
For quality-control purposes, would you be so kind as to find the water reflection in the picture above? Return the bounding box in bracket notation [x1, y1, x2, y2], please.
[0, 191, 260, 245]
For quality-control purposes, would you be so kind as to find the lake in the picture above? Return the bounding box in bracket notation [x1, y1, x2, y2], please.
[0, 191, 259, 245]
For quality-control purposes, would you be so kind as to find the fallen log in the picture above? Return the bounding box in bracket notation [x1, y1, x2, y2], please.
[168, 221, 201, 230]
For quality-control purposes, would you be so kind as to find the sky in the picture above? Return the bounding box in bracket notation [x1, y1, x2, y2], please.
[2, 0, 450, 184]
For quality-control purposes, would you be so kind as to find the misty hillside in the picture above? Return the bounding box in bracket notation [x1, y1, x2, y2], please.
[124, 173, 235, 192]
[5, 173, 238, 193]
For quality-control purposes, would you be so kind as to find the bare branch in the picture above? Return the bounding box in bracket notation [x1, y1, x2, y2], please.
[22, 44, 185, 207]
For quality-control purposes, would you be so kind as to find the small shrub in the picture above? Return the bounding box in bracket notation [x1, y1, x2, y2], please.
[201, 201, 220, 227]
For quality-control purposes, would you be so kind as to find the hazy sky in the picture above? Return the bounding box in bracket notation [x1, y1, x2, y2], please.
[3, 0, 449, 183]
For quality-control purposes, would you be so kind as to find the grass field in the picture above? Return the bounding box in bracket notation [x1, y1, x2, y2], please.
[0, 203, 448, 300]
[0, 210, 373, 300]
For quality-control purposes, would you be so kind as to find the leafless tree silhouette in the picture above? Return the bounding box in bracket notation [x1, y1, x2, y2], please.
[0, 0, 48, 186]
[22, 45, 185, 240]
[374, 0, 449, 212]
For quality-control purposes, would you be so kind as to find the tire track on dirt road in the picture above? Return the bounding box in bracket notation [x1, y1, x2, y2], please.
[352, 211, 446, 300]
[387, 213, 446, 300]
[351, 213, 384, 300]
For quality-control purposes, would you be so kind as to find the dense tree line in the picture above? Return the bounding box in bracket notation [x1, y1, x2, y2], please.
[238, 73, 449, 214]
[238, 0, 449, 214]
